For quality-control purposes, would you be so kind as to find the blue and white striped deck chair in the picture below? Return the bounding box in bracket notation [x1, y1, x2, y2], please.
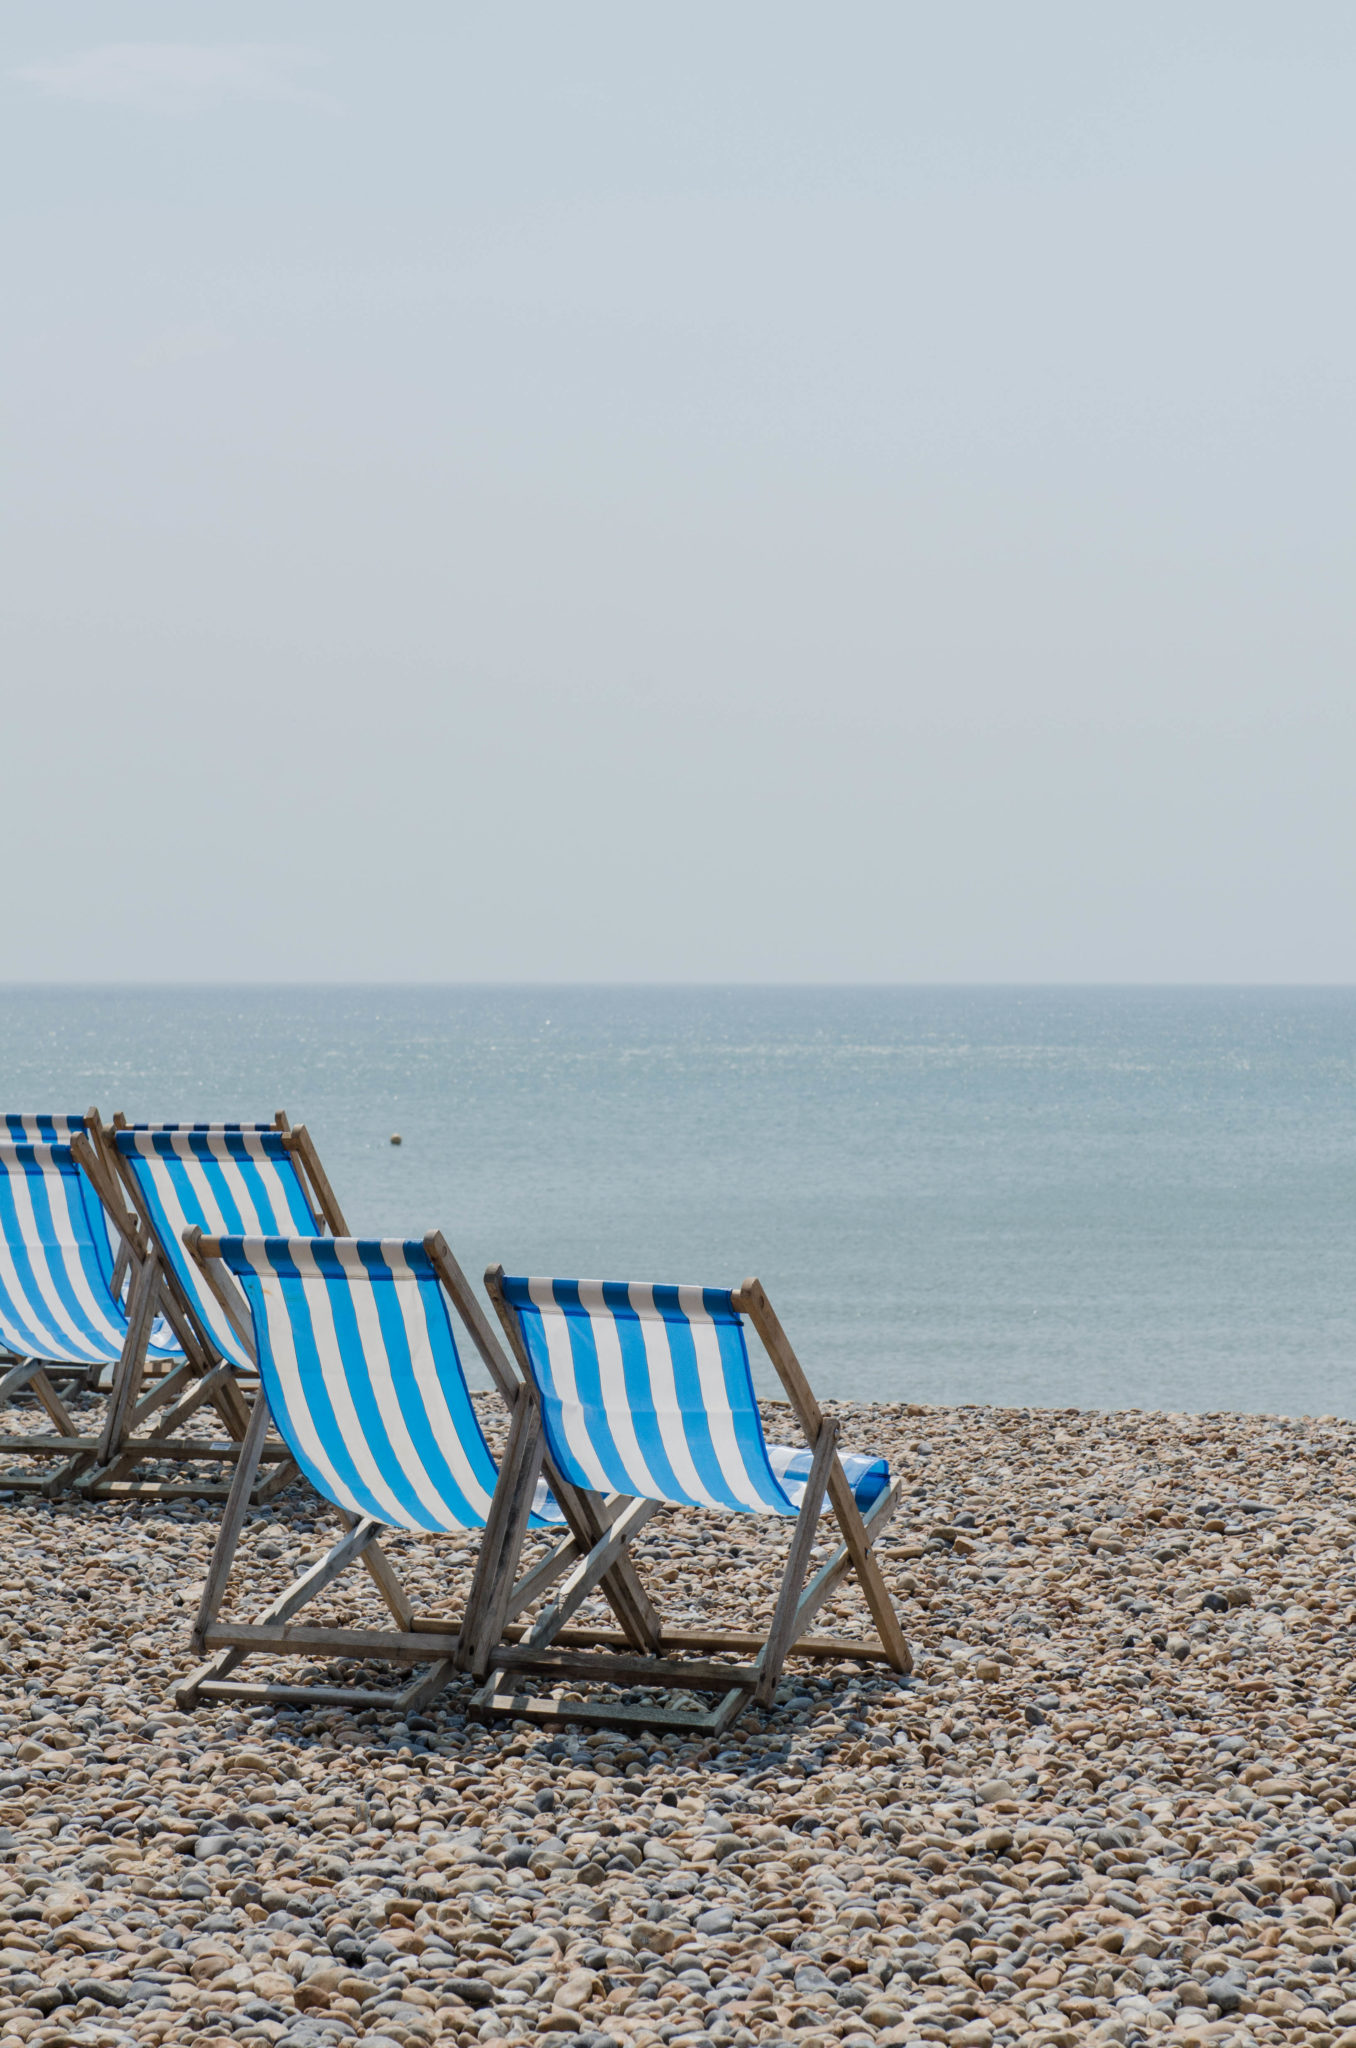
[110, 1127, 344, 1375]
[175, 1231, 583, 1715]
[483, 1266, 910, 1730]
[0, 1141, 187, 1492]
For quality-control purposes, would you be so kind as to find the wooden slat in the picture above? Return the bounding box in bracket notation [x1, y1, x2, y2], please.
[425, 1234, 520, 1405]
[406, 1613, 895, 1663]
[0, 1434, 292, 1461]
[522, 1495, 660, 1651]
[398, 1659, 459, 1713]
[736, 1277, 911, 1676]
[206, 1622, 463, 1666]
[460, 1392, 545, 1677]
[469, 1687, 748, 1736]
[491, 1644, 760, 1691]
[755, 1414, 839, 1705]
[95, 1248, 162, 1464]
[193, 1680, 409, 1710]
[286, 1126, 348, 1235]
[190, 1388, 273, 1653]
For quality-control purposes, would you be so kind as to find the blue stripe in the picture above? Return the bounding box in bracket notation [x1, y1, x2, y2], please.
[239, 1243, 397, 1526]
[0, 1146, 181, 1366]
[357, 1241, 501, 1524]
[649, 1285, 741, 1510]
[710, 1310, 789, 1512]
[114, 1131, 319, 1370]
[556, 1280, 631, 1492]
[611, 1295, 688, 1504]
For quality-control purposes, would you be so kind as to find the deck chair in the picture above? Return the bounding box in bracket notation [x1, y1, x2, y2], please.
[175, 1233, 641, 1715]
[0, 1139, 195, 1495]
[474, 1268, 912, 1735]
[53, 1120, 348, 1502]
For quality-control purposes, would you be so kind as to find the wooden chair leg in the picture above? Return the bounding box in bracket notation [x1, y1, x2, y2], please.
[755, 1417, 839, 1705]
[95, 1252, 161, 1465]
[461, 1394, 545, 1679]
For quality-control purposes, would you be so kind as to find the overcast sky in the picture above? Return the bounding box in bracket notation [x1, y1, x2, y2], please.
[3, 4, 1353, 982]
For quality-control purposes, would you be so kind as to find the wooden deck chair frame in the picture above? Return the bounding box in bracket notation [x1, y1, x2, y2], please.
[466, 1268, 913, 1738]
[173, 1232, 668, 1717]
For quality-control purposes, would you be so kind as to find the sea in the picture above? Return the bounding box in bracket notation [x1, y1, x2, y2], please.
[1, 985, 1352, 1419]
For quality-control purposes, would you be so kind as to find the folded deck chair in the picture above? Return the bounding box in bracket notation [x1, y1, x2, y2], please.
[0, 1139, 195, 1494]
[176, 1233, 640, 1715]
[53, 1119, 349, 1502]
[476, 1267, 911, 1734]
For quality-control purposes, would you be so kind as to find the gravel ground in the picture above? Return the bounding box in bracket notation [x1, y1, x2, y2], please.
[0, 1396, 1354, 2048]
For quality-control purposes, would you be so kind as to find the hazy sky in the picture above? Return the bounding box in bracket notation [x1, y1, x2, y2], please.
[3, 5, 1353, 982]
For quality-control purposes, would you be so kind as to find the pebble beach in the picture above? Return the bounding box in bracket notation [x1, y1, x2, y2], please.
[1, 1396, 1354, 2048]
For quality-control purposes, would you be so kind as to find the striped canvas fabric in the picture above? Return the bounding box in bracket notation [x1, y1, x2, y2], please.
[115, 1129, 321, 1372]
[3, 1115, 88, 1143]
[0, 1143, 180, 1367]
[499, 1276, 889, 1517]
[123, 1123, 280, 1132]
[217, 1237, 560, 1532]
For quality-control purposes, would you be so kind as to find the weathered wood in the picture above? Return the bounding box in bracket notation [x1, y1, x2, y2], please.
[359, 1537, 415, 1633]
[425, 1235, 521, 1405]
[522, 1495, 660, 1652]
[94, 1247, 162, 1464]
[286, 1126, 348, 1234]
[190, 1389, 273, 1653]
[181, 1231, 256, 1355]
[783, 1476, 903, 1644]
[502, 1534, 582, 1621]
[206, 1622, 463, 1665]
[188, 1680, 408, 1711]
[409, 1614, 895, 1662]
[461, 1394, 545, 1677]
[468, 1686, 750, 1736]
[398, 1658, 459, 1713]
[492, 1643, 760, 1691]
[755, 1415, 839, 1704]
[0, 1435, 289, 1460]
[737, 1276, 911, 1675]
[0, 1359, 43, 1403]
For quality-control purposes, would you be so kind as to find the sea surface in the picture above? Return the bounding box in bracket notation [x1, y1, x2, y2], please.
[1, 985, 1352, 1418]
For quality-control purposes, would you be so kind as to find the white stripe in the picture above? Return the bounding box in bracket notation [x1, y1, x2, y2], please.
[37, 1164, 130, 1351]
[246, 1252, 368, 1519]
[526, 1277, 613, 1493]
[0, 1167, 96, 1359]
[576, 1282, 664, 1501]
[382, 1242, 495, 1523]
[3, 1157, 113, 1362]
[195, 1133, 272, 1235]
[678, 1285, 774, 1514]
[284, 1244, 413, 1527]
[627, 1284, 726, 1510]
[328, 1242, 468, 1529]
[132, 1152, 251, 1366]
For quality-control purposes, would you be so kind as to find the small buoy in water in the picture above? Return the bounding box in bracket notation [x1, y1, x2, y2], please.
[390, 1134, 402, 1146]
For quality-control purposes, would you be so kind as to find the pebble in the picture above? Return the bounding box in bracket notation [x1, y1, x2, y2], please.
[0, 1395, 1353, 2048]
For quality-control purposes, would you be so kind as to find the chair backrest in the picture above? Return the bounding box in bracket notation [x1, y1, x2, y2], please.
[215, 1237, 509, 1532]
[0, 1142, 171, 1367]
[499, 1276, 799, 1516]
[121, 1123, 281, 1132]
[114, 1129, 322, 1370]
[3, 1114, 88, 1143]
